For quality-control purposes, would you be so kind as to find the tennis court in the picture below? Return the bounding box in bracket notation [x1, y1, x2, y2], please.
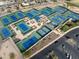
[15, 11, 25, 19]
[53, 18, 62, 24]
[29, 9, 40, 16]
[16, 21, 31, 34]
[26, 13, 33, 19]
[41, 26, 50, 34]
[63, 11, 79, 21]
[54, 6, 68, 14]
[17, 36, 38, 52]
[0, 27, 13, 39]
[1, 11, 25, 26]
[54, 15, 67, 22]
[25, 9, 40, 19]
[34, 16, 40, 22]
[1, 16, 11, 26]
[49, 13, 68, 26]
[40, 7, 55, 16]
[45, 23, 54, 30]
[63, 11, 72, 19]
[69, 12, 79, 21]
[17, 32, 41, 52]
[37, 29, 46, 36]
[49, 15, 62, 24]
[9, 14, 18, 22]
[23, 36, 38, 50]
[32, 32, 41, 39]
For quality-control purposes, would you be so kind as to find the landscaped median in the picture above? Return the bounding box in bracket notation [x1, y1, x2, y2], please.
[60, 20, 79, 32]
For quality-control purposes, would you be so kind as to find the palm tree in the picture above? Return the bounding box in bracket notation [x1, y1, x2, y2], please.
[52, 0, 57, 2]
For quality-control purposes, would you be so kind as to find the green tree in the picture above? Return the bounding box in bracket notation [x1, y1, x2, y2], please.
[10, 53, 15, 59]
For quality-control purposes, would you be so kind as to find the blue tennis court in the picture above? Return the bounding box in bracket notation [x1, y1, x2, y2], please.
[0, 27, 12, 39]
[51, 22, 59, 26]
[29, 9, 40, 16]
[69, 12, 79, 21]
[50, 15, 62, 22]
[22, 36, 38, 50]
[17, 21, 31, 34]
[15, 11, 25, 19]
[52, 18, 62, 24]
[53, 15, 68, 23]
[55, 15, 67, 22]
[49, 14, 66, 24]
[41, 26, 50, 34]
[9, 15, 18, 22]
[45, 23, 54, 30]
[54, 6, 68, 14]
[34, 16, 40, 21]
[1, 17, 11, 26]
[25, 13, 33, 19]
[17, 32, 41, 52]
[1, 11, 25, 26]
[63, 11, 72, 19]
[25, 9, 40, 19]
[41, 7, 55, 16]
[37, 29, 46, 36]
[50, 16, 62, 26]
[63, 11, 79, 21]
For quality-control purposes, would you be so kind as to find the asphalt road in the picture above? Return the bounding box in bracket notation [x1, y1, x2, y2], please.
[30, 27, 79, 59]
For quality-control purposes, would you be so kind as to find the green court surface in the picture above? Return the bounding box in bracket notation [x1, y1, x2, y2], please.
[40, 7, 55, 16]
[16, 32, 41, 52]
[1, 16, 12, 26]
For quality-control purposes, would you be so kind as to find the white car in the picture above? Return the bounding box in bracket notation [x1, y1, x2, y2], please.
[21, 2, 29, 6]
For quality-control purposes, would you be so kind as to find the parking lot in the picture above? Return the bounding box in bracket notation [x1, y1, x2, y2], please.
[30, 27, 79, 59]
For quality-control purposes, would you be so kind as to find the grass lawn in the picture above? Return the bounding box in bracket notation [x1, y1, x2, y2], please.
[60, 20, 79, 32]
[23, 50, 32, 58]
[0, 35, 2, 41]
